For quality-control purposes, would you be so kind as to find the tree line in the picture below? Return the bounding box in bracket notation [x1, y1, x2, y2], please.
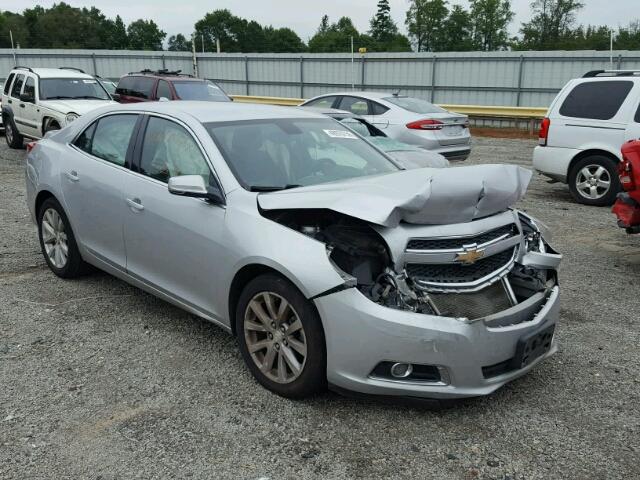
[1, 1, 640, 53]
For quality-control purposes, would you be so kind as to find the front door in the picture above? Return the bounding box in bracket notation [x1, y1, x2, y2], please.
[123, 115, 227, 318]
[20, 76, 40, 138]
[61, 113, 140, 270]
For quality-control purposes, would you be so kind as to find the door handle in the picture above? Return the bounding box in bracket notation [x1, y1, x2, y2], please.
[7, 99, 11, 104]
[19, 103, 25, 108]
[65, 171, 79, 182]
[126, 197, 144, 211]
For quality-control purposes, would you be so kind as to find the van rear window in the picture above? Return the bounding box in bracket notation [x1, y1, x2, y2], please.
[559, 81, 633, 120]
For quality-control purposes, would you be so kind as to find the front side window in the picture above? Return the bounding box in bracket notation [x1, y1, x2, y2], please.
[172, 81, 230, 102]
[39, 78, 110, 100]
[10, 74, 24, 98]
[338, 96, 370, 115]
[339, 117, 379, 137]
[383, 96, 445, 114]
[4, 73, 15, 95]
[304, 96, 337, 109]
[156, 80, 172, 100]
[560, 81, 634, 120]
[205, 118, 398, 190]
[74, 114, 138, 166]
[139, 117, 210, 183]
[23, 77, 36, 99]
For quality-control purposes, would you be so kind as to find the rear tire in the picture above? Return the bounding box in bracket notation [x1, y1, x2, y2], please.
[568, 155, 620, 206]
[235, 273, 326, 398]
[4, 116, 23, 149]
[37, 197, 89, 278]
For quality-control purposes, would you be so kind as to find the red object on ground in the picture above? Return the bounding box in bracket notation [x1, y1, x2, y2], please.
[612, 139, 640, 233]
[26, 141, 37, 153]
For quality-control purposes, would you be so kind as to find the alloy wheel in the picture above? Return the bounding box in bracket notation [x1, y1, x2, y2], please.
[243, 292, 307, 384]
[575, 164, 611, 200]
[41, 208, 69, 268]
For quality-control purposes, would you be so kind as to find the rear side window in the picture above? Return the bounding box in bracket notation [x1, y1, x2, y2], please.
[74, 114, 138, 166]
[10, 74, 24, 98]
[338, 96, 370, 115]
[635, 102, 640, 123]
[4, 73, 15, 94]
[116, 76, 155, 99]
[559, 81, 633, 120]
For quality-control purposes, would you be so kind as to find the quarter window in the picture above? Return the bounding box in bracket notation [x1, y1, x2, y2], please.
[10, 74, 24, 98]
[371, 101, 389, 115]
[74, 114, 138, 166]
[139, 117, 210, 183]
[634, 102, 640, 123]
[559, 81, 634, 120]
[4, 73, 15, 95]
[338, 96, 370, 115]
[156, 80, 172, 100]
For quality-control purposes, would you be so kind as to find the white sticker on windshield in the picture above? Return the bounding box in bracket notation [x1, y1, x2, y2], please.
[323, 129, 358, 139]
[82, 79, 97, 84]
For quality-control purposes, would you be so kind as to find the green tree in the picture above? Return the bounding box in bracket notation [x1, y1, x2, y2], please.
[167, 33, 191, 51]
[308, 16, 361, 52]
[517, 0, 584, 50]
[616, 21, 640, 50]
[195, 9, 243, 52]
[264, 27, 306, 52]
[405, 0, 449, 52]
[369, 0, 398, 43]
[127, 19, 166, 50]
[469, 0, 514, 50]
[0, 11, 30, 48]
[107, 15, 128, 49]
[442, 4, 473, 51]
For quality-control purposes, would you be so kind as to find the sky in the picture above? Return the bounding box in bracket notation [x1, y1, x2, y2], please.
[3, 0, 638, 42]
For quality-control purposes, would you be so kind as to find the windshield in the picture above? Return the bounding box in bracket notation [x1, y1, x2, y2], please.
[173, 81, 230, 102]
[383, 96, 446, 114]
[40, 78, 111, 100]
[205, 118, 398, 190]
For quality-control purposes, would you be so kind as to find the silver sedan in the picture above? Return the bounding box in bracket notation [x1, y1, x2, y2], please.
[25, 101, 561, 401]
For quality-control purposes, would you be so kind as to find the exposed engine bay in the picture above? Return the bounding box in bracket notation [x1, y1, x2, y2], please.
[263, 208, 561, 322]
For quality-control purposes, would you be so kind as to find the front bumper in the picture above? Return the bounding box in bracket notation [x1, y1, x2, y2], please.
[315, 285, 559, 400]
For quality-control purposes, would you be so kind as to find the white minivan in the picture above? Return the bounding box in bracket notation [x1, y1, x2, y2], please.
[533, 70, 640, 206]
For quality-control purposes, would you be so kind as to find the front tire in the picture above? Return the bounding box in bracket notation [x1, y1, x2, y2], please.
[37, 197, 88, 278]
[236, 274, 326, 398]
[4, 116, 24, 149]
[568, 155, 620, 206]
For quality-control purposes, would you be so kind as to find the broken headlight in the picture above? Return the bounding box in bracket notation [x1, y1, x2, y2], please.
[519, 212, 549, 253]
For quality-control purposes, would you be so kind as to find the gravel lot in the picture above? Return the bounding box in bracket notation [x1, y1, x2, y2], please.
[1, 135, 639, 480]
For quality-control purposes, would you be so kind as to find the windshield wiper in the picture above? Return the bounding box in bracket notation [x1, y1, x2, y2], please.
[249, 184, 302, 192]
[42, 96, 74, 100]
[71, 96, 107, 100]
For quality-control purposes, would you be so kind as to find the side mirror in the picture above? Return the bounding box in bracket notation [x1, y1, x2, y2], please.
[111, 93, 121, 102]
[20, 92, 35, 103]
[168, 175, 225, 205]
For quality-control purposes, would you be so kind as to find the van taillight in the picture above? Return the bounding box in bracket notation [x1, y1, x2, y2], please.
[538, 117, 550, 146]
[406, 119, 444, 130]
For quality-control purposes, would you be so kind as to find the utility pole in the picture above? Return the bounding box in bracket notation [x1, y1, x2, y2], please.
[216, 38, 221, 53]
[201, 34, 205, 54]
[350, 36, 354, 90]
[610, 29, 614, 70]
[191, 33, 198, 77]
[10, 30, 16, 66]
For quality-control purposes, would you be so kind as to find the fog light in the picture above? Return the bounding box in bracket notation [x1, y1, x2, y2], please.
[390, 362, 413, 378]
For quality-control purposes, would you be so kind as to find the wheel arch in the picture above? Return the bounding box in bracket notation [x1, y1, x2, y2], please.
[568, 149, 620, 178]
[228, 263, 319, 337]
[34, 189, 57, 218]
[42, 116, 61, 134]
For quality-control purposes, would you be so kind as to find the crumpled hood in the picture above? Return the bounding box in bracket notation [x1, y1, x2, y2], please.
[258, 164, 532, 227]
[42, 99, 116, 115]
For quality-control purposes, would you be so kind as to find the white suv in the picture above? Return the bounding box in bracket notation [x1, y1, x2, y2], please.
[533, 70, 640, 206]
[1, 67, 116, 149]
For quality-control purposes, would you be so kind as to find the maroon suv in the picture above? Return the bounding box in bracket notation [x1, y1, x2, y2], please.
[114, 69, 231, 103]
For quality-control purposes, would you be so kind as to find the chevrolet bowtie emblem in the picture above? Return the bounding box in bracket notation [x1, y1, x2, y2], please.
[455, 248, 485, 265]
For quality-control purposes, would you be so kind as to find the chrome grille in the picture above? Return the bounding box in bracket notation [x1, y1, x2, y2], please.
[429, 281, 513, 320]
[406, 224, 517, 251]
[406, 247, 516, 284]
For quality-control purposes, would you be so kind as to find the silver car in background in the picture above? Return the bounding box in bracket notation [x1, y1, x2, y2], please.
[300, 92, 472, 161]
[26, 101, 561, 401]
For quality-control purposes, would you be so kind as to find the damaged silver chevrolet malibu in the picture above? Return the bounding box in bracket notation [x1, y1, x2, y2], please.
[26, 101, 561, 401]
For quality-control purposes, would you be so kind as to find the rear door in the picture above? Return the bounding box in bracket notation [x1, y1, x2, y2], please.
[8, 74, 26, 130]
[548, 79, 635, 157]
[624, 83, 640, 141]
[62, 113, 140, 270]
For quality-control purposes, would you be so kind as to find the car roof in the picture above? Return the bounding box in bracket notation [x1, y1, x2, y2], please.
[99, 101, 332, 123]
[312, 91, 394, 100]
[13, 68, 94, 79]
[121, 72, 202, 82]
[298, 106, 356, 117]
